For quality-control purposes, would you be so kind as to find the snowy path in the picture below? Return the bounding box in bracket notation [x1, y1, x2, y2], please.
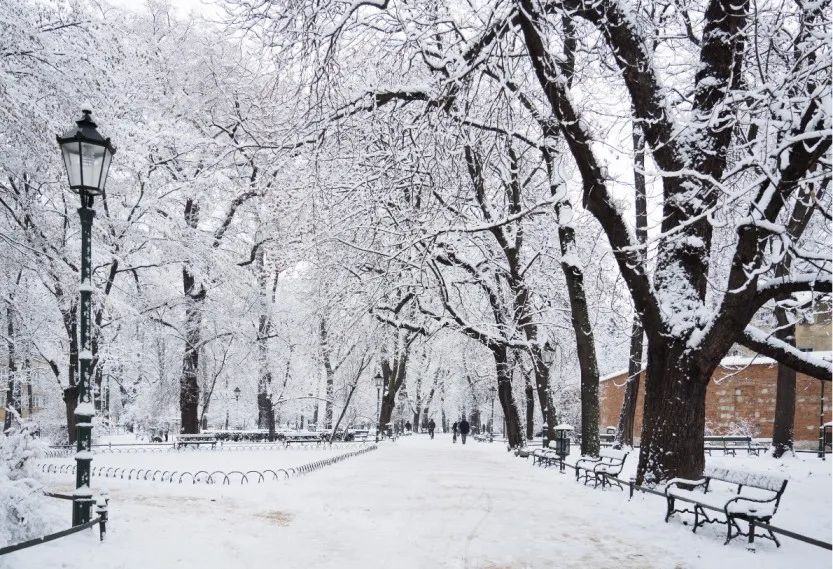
[10, 435, 831, 569]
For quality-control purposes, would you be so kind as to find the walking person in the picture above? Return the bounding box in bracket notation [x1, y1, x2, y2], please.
[459, 417, 470, 444]
[428, 419, 436, 439]
[452, 421, 458, 443]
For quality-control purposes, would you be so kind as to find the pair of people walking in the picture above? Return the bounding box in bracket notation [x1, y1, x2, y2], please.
[452, 418, 470, 444]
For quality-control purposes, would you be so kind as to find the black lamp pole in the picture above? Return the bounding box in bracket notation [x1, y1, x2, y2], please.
[57, 108, 115, 526]
[374, 372, 382, 443]
[489, 386, 496, 441]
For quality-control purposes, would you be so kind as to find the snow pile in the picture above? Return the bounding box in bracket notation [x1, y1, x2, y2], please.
[0, 423, 59, 547]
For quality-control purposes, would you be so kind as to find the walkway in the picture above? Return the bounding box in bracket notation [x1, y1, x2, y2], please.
[14, 435, 829, 568]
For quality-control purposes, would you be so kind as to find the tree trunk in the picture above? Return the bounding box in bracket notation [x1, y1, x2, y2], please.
[65, 303, 79, 444]
[180, 199, 205, 434]
[771, 312, 796, 457]
[180, 270, 204, 434]
[494, 345, 523, 447]
[636, 345, 713, 485]
[615, 120, 647, 448]
[525, 375, 534, 439]
[560, 252, 600, 456]
[616, 318, 644, 447]
[63, 385, 78, 444]
[4, 302, 19, 431]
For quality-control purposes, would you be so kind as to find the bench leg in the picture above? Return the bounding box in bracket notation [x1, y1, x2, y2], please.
[665, 497, 675, 522]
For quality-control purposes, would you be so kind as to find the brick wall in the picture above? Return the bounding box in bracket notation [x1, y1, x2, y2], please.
[599, 362, 831, 443]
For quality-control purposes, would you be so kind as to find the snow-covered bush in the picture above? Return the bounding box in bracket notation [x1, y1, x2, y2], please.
[0, 423, 59, 547]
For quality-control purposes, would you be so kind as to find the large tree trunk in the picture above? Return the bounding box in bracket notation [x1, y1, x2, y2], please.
[494, 345, 523, 448]
[180, 269, 204, 434]
[560, 250, 600, 457]
[771, 311, 797, 457]
[180, 200, 205, 434]
[636, 345, 713, 485]
[524, 375, 534, 439]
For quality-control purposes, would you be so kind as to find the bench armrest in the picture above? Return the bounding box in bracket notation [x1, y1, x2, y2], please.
[723, 495, 778, 517]
[665, 478, 707, 495]
[576, 457, 600, 469]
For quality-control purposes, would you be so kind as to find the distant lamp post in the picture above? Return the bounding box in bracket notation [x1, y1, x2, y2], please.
[374, 372, 383, 443]
[489, 386, 497, 442]
[398, 389, 407, 434]
[234, 387, 241, 430]
[541, 343, 556, 447]
[57, 107, 115, 527]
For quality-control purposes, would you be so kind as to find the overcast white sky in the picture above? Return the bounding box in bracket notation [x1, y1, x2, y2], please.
[108, 0, 221, 19]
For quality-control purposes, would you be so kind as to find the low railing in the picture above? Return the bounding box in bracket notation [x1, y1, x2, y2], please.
[44, 440, 371, 458]
[39, 445, 378, 485]
[0, 492, 108, 557]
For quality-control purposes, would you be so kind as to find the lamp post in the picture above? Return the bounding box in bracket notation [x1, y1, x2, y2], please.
[398, 390, 407, 434]
[57, 108, 115, 526]
[541, 342, 556, 448]
[374, 372, 383, 443]
[234, 387, 241, 430]
[489, 386, 496, 442]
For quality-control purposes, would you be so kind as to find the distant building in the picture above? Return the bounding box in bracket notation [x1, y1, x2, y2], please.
[599, 322, 832, 445]
[0, 359, 54, 424]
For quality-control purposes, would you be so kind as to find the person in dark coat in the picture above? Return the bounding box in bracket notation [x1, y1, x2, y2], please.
[427, 419, 436, 439]
[452, 421, 458, 443]
[459, 417, 470, 444]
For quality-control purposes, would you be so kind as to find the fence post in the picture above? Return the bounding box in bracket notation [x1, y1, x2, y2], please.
[629, 477, 636, 500]
[96, 498, 108, 541]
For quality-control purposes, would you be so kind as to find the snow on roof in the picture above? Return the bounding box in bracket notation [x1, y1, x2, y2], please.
[718, 355, 776, 367]
[599, 369, 631, 383]
[598, 352, 833, 383]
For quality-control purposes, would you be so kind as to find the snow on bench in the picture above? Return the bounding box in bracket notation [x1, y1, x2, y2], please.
[575, 448, 629, 489]
[664, 464, 789, 546]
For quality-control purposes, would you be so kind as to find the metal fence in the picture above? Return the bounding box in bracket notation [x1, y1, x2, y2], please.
[39, 445, 378, 485]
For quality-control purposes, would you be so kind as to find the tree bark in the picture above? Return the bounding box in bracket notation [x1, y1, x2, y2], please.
[65, 302, 79, 444]
[4, 300, 19, 431]
[616, 318, 644, 447]
[636, 345, 713, 484]
[771, 313, 797, 457]
[180, 199, 206, 434]
[495, 345, 523, 447]
[560, 252, 600, 457]
[525, 374, 534, 440]
[320, 320, 335, 430]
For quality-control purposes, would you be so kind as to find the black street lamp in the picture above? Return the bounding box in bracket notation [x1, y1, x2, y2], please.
[234, 387, 241, 430]
[374, 372, 383, 443]
[57, 108, 116, 527]
[489, 386, 497, 442]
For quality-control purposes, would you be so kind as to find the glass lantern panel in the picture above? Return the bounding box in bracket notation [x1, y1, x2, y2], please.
[80, 142, 106, 190]
[97, 148, 113, 192]
[61, 142, 82, 187]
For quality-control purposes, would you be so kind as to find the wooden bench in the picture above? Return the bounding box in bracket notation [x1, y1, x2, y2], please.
[575, 448, 629, 489]
[665, 465, 788, 546]
[599, 433, 616, 447]
[703, 436, 766, 456]
[175, 434, 217, 450]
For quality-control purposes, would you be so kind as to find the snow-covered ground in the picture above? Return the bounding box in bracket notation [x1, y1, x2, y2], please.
[6, 435, 831, 568]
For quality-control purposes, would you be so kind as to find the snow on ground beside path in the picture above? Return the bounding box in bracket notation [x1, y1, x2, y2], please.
[6, 435, 831, 569]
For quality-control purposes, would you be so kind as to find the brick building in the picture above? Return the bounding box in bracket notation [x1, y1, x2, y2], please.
[599, 324, 832, 445]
